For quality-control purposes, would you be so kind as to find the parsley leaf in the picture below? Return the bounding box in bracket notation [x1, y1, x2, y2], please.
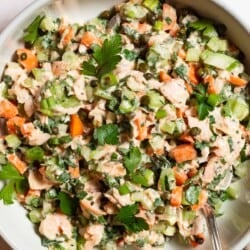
[94, 124, 119, 145]
[185, 185, 201, 205]
[58, 192, 77, 216]
[115, 204, 149, 233]
[23, 15, 44, 44]
[124, 146, 141, 172]
[174, 64, 188, 80]
[82, 35, 122, 79]
[189, 20, 218, 38]
[0, 164, 24, 180]
[0, 164, 25, 204]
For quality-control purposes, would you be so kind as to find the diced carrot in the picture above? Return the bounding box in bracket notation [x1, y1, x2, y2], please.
[191, 190, 208, 211]
[179, 133, 195, 144]
[68, 166, 80, 178]
[228, 75, 248, 87]
[62, 26, 74, 46]
[0, 99, 18, 119]
[185, 82, 193, 94]
[176, 108, 183, 118]
[80, 31, 101, 48]
[188, 63, 199, 85]
[204, 75, 216, 94]
[155, 148, 165, 156]
[6, 116, 26, 134]
[7, 153, 28, 174]
[20, 123, 35, 136]
[173, 167, 188, 186]
[178, 48, 186, 60]
[70, 114, 84, 137]
[187, 167, 198, 178]
[16, 48, 38, 72]
[170, 144, 197, 163]
[26, 189, 41, 197]
[170, 186, 183, 207]
[134, 118, 148, 141]
[189, 233, 205, 247]
[159, 71, 172, 83]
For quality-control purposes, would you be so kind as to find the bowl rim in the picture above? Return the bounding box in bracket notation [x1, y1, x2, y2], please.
[0, 0, 249, 249]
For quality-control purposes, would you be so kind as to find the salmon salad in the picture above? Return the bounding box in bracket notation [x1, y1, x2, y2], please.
[0, 0, 249, 249]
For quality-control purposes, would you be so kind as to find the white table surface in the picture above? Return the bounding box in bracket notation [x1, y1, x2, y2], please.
[0, 0, 249, 249]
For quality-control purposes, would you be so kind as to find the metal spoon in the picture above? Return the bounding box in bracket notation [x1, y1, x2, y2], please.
[203, 204, 223, 250]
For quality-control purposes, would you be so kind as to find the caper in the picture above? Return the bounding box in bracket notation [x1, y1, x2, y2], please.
[146, 12, 157, 25]
[144, 72, 154, 80]
[90, 80, 98, 88]
[190, 127, 201, 136]
[138, 62, 148, 73]
[193, 235, 205, 244]
[113, 89, 122, 99]
[20, 52, 27, 61]
[155, 206, 165, 214]
[99, 10, 111, 20]
[161, 191, 171, 201]
[140, 95, 150, 106]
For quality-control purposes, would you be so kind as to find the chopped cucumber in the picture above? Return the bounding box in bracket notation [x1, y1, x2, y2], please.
[29, 209, 42, 223]
[5, 135, 21, 149]
[62, 51, 79, 69]
[40, 16, 57, 32]
[147, 90, 165, 111]
[165, 205, 177, 225]
[158, 168, 176, 191]
[207, 37, 228, 52]
[226, 181, 241, 199]
[234, 160, 249, 178]
[160, 120, 176, 134]
[131, 169, 154, 187]
[225, 97, 249, 121]
[186, 48, 201, 62]
[143, 0, 159, 11]
[201, 49, 239, 71]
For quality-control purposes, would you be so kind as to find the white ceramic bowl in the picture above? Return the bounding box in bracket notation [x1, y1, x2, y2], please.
[0, 0, 249, 249]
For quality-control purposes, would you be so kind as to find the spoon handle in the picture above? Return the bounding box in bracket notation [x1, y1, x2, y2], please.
[203, 204, 223, 250]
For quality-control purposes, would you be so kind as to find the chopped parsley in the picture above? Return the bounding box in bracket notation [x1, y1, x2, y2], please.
[94, 124, 119, 145]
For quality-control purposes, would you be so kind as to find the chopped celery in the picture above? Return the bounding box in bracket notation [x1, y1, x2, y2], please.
[5, 135, 21, 149]
[189, 20, 218, 38]
[156, 109, 167, 119]
[225, 97, 249, 121]
[61, 96, 80, 108]
[25, 146, 44, 162]
[175, 118, 185, 134]
[100, 73, 118, 89]
[153, 21, 164, 31]
[186, 48, 201, 62]
[152, 223, 176, 236]
[147, 90, 165, 111]
[207, 37, 228, 52]
[164, 225, 176, 236]
[0, 153, 6, 164]
[143, 0, 159, 11]
[131, 169, 154, 187]
[0, 82, 7, 99]
[234, 160, 249, 178]
[158, 168, 176, 191]
[201, 49, 239, 71]
[226, 181, 241, 199]
[160, 121, 176, 134]
[29, 209, 42, 223]
[182, 210, 196, 222]
[118, 184, 131, 195]
[40, 16, 57, 32]
[123, 3, 148, 20]
[95, 88, 113, 100]
[165, 206, 177, 225]
[207, 94, 221, 107]
[32, 68, 46, 81]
